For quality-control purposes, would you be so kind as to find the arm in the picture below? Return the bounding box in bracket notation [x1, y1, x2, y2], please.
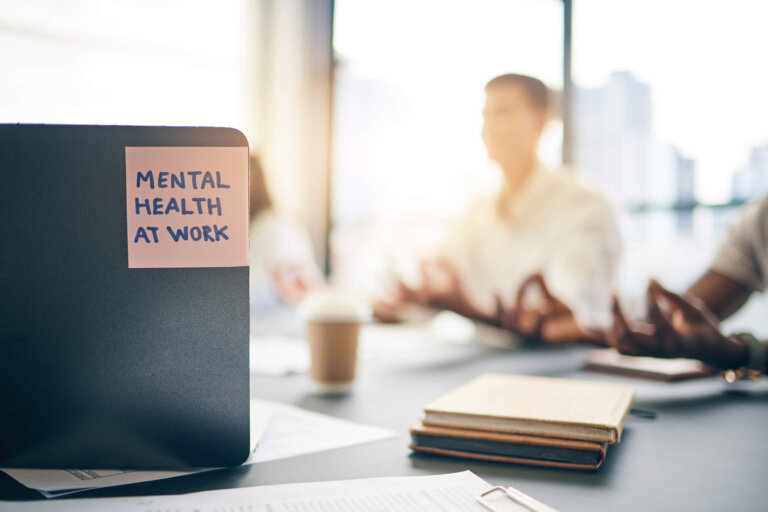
[694, 197, 768, 318]
[609, 198, 768, 366]
[686, 270, 753, 321]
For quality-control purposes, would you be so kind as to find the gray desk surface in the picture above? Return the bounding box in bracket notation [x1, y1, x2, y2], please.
[2, 322, 767, 511]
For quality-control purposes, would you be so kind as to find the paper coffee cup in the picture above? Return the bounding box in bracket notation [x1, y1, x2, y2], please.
[299, 291, 371, 393]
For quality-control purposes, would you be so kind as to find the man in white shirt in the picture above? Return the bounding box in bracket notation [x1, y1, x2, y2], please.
[610, 196, 768, 376]
[378, 74, 621, 343]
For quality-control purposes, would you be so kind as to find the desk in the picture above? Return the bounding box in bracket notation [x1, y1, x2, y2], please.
[2, 323, 767, 511]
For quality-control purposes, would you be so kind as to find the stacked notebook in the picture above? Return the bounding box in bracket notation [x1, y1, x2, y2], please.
[410, 374, 634, 470]
[584, 348, 714, 381]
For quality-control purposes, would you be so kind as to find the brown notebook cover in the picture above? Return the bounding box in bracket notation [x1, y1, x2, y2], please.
[423, 374, 634, 444]
[409, 423, 607, 470]
[584, 349, 714, 381]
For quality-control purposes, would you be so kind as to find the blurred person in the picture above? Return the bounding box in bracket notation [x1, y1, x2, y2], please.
[375, 74, 621, 341]
[376, 74, 621, 342]
[249, 155, 322, 320]
[608, 195, 768, 378]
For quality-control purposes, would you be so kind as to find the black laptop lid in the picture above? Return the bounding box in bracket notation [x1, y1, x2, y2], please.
[0, 124, 250, 469]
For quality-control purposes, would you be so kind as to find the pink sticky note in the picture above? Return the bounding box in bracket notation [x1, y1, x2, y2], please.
[125, 146, 249, 268]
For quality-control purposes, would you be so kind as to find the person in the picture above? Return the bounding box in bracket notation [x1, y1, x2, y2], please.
[608, 196, 768, 378]
[376, 74, 622, 343]
[248, 154, 322, 319]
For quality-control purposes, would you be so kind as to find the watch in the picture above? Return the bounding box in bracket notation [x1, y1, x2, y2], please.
[722, 332, 766, 383]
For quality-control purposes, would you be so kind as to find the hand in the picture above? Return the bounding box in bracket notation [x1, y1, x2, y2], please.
[608, 294, 657, 357]
[418, 259, 470, 311]
[390, 259, 485, 320]
[371, 299, 404, 323]
[270, 263, 312, 305]
[373, 259, 480, 322]
[496, 273, 604, 345]
[608, 280, 747, 369]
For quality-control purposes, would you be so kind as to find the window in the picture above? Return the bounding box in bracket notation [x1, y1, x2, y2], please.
[332, 0, 564, 293]
[572, 0, 768, 331]
[0, 0, 336, 274]
[0, 0, 251, 137]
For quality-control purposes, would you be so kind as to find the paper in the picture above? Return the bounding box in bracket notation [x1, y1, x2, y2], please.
[125, 146, 249, 268]
[2, 399, 394, 498]
[249, 399, 395, 463]
[1, 402, 273, 497]
[0, 471, 493, 512]
[2, 468, 171, 498]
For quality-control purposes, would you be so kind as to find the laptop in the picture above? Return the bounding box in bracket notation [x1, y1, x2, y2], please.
[0, 124, 251, 469]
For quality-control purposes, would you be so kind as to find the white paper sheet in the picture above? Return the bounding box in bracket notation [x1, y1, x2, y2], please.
[0, 471, 494, 511]
[2, 399, 394, 497]
[248, 399, 396, 463]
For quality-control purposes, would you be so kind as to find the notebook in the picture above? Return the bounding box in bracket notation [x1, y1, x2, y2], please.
[423, 374, 634, 444]
[409, 422, 607, 470]
[0, 124, 251, 469]
[584, 348, 714, 381]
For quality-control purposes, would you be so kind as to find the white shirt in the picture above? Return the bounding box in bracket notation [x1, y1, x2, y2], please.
[710, 195, 768, 292]
[437, 165, 622, 328]
[249, 210, 320, 315]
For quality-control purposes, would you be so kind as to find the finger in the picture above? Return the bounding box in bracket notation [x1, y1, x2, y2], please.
[609, 295, 641, 355]
[646, 285, 679, 356]
[372, 300, 402, 323]
[515, 309, 543, 336]
[531, 272, 555, 302]
[610, 293, 631, 334]
[401, 277, 432, 305]
[532, 308, 547, 338]
[651, 280, 721, 327]
[396, 279, 416, 300]
[540, 318, 573, 344]
[610, 295, 665, 356]
[433, 258, 458, 279]
[515, 274, 540, 311]
[582, 326, 608, 347]
[418, 260, 432, 290]
[434, 260, 467, 297]
[649, 279, 702, 318]
[494, 293, 506, 328]
[540, 315, 584, 345]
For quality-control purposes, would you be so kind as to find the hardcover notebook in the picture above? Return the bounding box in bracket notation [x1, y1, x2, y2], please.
[0, 124, 251, 469]
[423, 374, 634, 444]
[584, 348, 714, 381]
[410, 422, 607, 470]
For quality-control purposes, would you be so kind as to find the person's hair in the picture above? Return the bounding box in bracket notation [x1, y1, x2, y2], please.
[249, 154, 273, 220]
[485, 73, 550, 111]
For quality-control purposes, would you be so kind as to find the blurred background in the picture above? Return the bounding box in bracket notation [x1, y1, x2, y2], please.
[3, 0, 767, 334]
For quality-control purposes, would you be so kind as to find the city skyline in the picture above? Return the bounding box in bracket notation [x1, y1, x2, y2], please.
[574, 70, 768, 208]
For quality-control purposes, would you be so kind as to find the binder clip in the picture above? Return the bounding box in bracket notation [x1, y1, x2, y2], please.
[477, 486, 559, 512]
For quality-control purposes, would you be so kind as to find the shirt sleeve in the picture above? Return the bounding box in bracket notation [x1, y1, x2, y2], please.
[710, 196, 768, 292]
[435, 211, 473, 267]
[433, 197, 488, 305]
[544, 194, 623, 329]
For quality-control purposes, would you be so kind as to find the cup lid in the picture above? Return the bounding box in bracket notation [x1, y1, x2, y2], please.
[299, 290, 372, 322]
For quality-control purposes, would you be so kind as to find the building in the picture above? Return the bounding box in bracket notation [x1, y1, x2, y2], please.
[731, 143, 768, 201]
